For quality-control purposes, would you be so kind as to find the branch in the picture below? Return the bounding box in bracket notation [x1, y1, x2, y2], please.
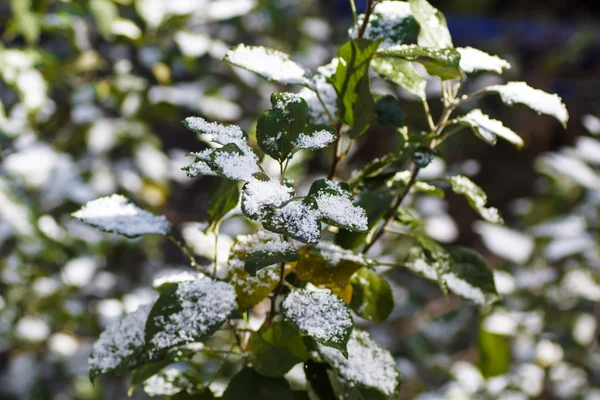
[357, 0, 375, 39]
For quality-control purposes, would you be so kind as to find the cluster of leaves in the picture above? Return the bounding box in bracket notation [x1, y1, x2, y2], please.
[71, 0, 573, 398]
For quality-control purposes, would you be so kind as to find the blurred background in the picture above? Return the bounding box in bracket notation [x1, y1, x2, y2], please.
[0, 0, 599, 398]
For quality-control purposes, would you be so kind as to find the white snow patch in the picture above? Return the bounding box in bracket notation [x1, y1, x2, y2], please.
[294, 129, 336, 150]
[72, 194, 170, 237]
[488, 82, 569, 126]
[456, 109, 523, 148]
[474, 221, 534, 264]
[457, 47, 511, 74]
[224, 44, 308, 85]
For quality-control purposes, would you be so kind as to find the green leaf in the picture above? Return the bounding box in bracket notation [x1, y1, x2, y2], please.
[90, 0, 118, 40]
[350, 268, 394, 323]
[409, 0, 453, 48]
[262, 200, 322, 244]
[293, 124, 337, 151]
[317, 329, 402, 397]
[144, 279, 236, 357]
[241, 178, 294, 221]
[247, 322, 310, 377]
[281, 289, 354, 356]
[226, 232, 294, 310]
[486, 82, 569, 127]
[223, 367, 296, 400]
[306, 179, 368, 232]
[377, 45, 462, 80]
[478, 324, 511, 377]
[405, 245, 500, 306]
[327, 371, 388, 400]
[348, 1, 418, 48]
[142, 365, 204, 397]
[89, 305, 151, 381]
[374, 95, 405, 127]
[446, 175, 503, 223]
[224, 44, 309, 85]
[335, 185, 396, 250]
[72, 194, 171, 238]
[244, 236, 299, 276]
[411, 146, 436, 167]
[130, 358, 175, 389]
[390, 170, 445, 198]
[372, 57, 427, 100]
[329, 39, 382, 138]
[207, 180, 240, 227]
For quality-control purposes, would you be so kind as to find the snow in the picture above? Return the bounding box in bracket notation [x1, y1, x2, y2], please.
[152, 270, 203, 289]
[537, 152, 600, 189]
[61, 256, 98, 287]
[446, 176, 503, 224]
[318, 330, 401, 396]
[250, 233, 296, 255]
[349, 1, 414, 48]
[89, 304, 150, 375]
[267, 201, 322, 243]
[224, 44, 308, 85]
[487, 82, 569, 127]
[184, 116, 250, 152]
[185, 150, 218, 177]
[473, 221, 534, 264]
[147, 278, 236, 353]
[281, 289, 353, 346]
[242, 178, 294, 219]
[312, 180, 368, 232]
[456, 109, 523, 148]
[457, 47, 511, 74]
[294, 129, 336, 150]
[72, 194, 170, 238]
[181, 223, 234, 266]
[211, 147, 261, 181]
[408, 257, 492, 305]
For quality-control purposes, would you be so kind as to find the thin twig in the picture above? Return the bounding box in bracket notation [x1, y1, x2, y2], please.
[228, 319, 244, 351]
[268, 261, 287, 323]
[349, 0, 358, 25]
[363, 163, 420, 254]
[421, 99, 436, 132]
[327, 122, 344, 180]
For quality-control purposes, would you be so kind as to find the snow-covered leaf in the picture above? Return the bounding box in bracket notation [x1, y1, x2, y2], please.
[223, 367, 296, 400]
[405, 246, 500, 306]
[227, 232, 293, 310]
[72, 194, 170, 238]
[295, 242, 371, 287]
[486, 82, 569, 127]
[446, 175, 503, 223]
[373, 57, 427, 100]
[454, 109, 523, 148]
[224, 44, 309, 85]
[241, 178, 294, 220]
[183, 116, 250, 151]
[307, 179, 368, 232]
[457, 47, 510, 74]
[348, 1, 417, 48]
[247, 322, 309, 378]
[244, 235, 299, 276]
[209, 143, 262, 181]
[473, 221, 534, 264]
[335, 185, 396, 250]
[377, 44, 462, 80]
[299, 59, 338, 125]
[144, 279, 236, 357]
[89, 305, 151, 381]
[317, 329, 402, 396]
[330, 39, 382, 138]
[262, 200, 322, 244]
[409, 0, 453, 48]
[350, 268, 394, 323]
[281, 289, 354, 355]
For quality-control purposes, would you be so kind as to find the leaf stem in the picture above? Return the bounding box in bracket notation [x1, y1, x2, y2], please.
[313, 86, 336, 126]
[168, 234, 210, 275]
[349, 0, 358, 25]
[421, 99, 436, 132]
[268, 261, 287, 324]
[212, 224, 220, 278]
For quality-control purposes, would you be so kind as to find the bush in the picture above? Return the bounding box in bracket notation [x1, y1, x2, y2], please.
[67, 0, 571, 398]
